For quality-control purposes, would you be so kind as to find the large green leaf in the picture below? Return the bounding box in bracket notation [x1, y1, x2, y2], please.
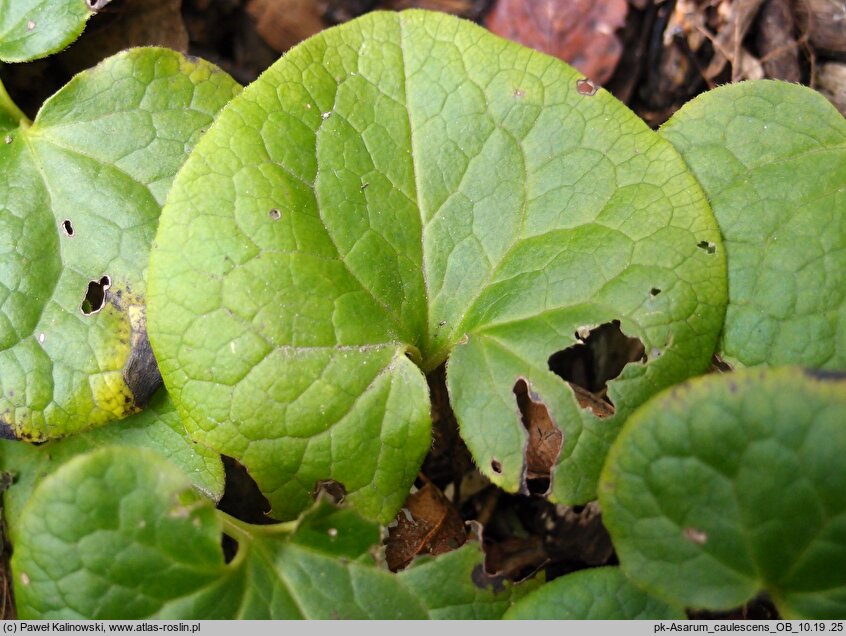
[599, 367, 846, 618]
[0, 48, 240, 441]
[11, 447, 526, 619]
[0, 0, 102, 63]
[504, 567, 685, 619]
[0, 388, 224, 544]
[148, 10, 726, 521]
[660, 81, 846, 369]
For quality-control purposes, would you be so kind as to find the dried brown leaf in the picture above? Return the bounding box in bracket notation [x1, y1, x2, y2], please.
[246, 0, 328, 52]
[385, 482, 467, 571]
[485, 0, 628, 84]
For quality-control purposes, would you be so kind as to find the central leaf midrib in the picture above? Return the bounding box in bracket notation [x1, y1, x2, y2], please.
[396, 13, 530, 372]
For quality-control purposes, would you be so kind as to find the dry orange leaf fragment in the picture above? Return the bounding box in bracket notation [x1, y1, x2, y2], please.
[485, 0, 628, 84]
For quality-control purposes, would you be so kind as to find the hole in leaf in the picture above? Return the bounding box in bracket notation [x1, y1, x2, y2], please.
[268, 208, 281, 220]
[650, 287, 661, 296]
[217, 456, 274, 524]
[576, 78, 598, 96]
[80, 275, 111, 315]
[312, 479, 347, 505]
[86, 0, 110, 11]
[221, 534, 239, 564]
[513, 379, 562, 496]
[490, 459, 503, 474]
[697, 240, 716, 254]
[548, 320, 646, 417]
[61, 219, 74, 237]
[711, 354, 734, 373]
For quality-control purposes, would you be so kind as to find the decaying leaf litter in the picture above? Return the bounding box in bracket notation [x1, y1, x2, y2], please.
[0, 0, 844, 621]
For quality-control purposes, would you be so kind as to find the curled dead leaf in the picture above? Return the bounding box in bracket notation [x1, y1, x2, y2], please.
[485, 0, 628, 84]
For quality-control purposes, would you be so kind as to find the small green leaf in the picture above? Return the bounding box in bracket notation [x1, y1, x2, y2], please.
[398, 542, 538, 619]
[0, 0, 98, 63]
[0, 388, 224, 544]
[660, 81, 846, 369]
[504, 567, 685, 619]
[0, 48, 240, 441]
[599, 367, 846, 618]
[148, 9, 726, 521]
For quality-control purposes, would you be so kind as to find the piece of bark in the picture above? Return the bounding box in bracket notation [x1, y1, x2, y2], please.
[757, 0, 801, 81]
[818, 62, 846, 116]
[796, 0, 846, 53]
[485, 0, 628, 84]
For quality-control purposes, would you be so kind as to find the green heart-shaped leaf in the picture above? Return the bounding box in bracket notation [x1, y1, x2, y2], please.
[397, 542, 538, 619]
[599, 367, 846, 618]
[0, 48, 240, 441]
[11, 446, 526, 618]
[0, 0, 99, 63]
[660, 81, 846, 369]
[504, 567, 685, 619]
[148, 10, 726, 521]
[0, 388, 224, 545]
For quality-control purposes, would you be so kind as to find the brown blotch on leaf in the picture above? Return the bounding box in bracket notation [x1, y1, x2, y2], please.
[513, 379, 563, 495]
[803, 369, 846, 383]
[548, 320, 646, 418]
[312, 479, 347, 505]
[576, 78, 598, 96]
[123, 327, 162, 410]
[385, 481, 467, 571]
[683, 526, 708, 545]
[80, 275, 110, 315]
[0, 422, 16, 441]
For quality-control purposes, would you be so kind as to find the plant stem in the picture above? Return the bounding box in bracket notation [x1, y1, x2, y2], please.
[0, 77, 30, 127]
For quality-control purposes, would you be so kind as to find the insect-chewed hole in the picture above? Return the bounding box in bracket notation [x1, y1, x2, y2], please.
[576, 78, 598, 96]
[490, 459, 503, 474]
[650, 287, 661, 296]
[697, 240, 716, 254]
[312, 479, 347, 505]
[62, 219, 74, 237]
[548, 320, 646, 417]
[80, 275, 111, 315]
[268, 208, 281, 220]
